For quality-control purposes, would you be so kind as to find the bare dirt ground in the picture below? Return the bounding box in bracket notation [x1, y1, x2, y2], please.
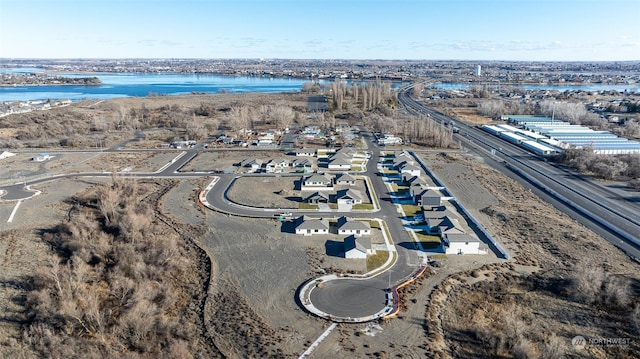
[226, 176, 370, 209]
[416, 152, 640, 358]
[181, 150, 285, 173]
[0, 151, 182, 186]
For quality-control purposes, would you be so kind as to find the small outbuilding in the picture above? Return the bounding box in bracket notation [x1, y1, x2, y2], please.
[32, 153, 51, 162]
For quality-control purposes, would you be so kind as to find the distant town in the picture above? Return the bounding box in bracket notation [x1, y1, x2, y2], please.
[1, 58, 639, 85]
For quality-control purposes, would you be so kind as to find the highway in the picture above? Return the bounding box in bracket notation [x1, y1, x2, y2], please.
[398, 87, 640, 261]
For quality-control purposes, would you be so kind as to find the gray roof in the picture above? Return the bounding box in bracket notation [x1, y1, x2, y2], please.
[339, 220, 371, 231]
[446, 233, 479, 243]
[344, 235, 372, 253]
[240, 158, 263, 167]
[297, 218, 329, 230]
[305, 192, 329, 201]
[338, 189, 362, 201]
[400, 163, 422, 172]
[329, 155, 352, 166]
[304, 173, 332, 184]
[355, 236, 372, 252]
[295, 148, 316, 154]
[423, 207, 458, 220]
[336, 172, 357, 182]
[292, 158, 313, 166]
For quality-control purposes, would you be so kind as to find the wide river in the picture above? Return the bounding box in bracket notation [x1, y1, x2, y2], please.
[1, 67, 638, 102]
[0, 69, 319, 102]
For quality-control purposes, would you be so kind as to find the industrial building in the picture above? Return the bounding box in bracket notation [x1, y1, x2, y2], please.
[498, 115, 640, 155]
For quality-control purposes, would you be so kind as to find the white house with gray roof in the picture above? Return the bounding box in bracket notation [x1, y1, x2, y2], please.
[335, 172, 357, 186]
[337, 217, 371, 237]
[336, 189, 363, 205]
[295, 216, 330, 236]
[344, 235, 375, 258]
[301, 173, 334, 190]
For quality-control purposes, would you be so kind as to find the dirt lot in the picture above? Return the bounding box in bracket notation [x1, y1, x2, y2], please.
[181, 150, 285, 173]
[416, 152, 640, 358]
[226, 176, 370, 209]
[0, 151, 183, 186]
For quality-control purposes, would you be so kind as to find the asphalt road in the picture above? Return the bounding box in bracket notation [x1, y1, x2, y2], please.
[1, 138, 423, 320]
[398, 87, 640, 260]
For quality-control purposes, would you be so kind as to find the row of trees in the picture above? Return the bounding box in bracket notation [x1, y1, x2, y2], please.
[559, 146, 640, 184]
[331, 78, 394, 111]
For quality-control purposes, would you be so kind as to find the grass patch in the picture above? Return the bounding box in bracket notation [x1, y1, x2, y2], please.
[298, 203, 318, 210]
[382, 168, 398, 175]
[367, 250, 389, 272]
[414, 232, 441, 243]
[368, 220, 381, 229]
[431, 254, 448, 260]
[414, 231, 441, 250]
[401, 204, 422, 217]
[352, 203, 374, 210]
[390, 183, 410, 193]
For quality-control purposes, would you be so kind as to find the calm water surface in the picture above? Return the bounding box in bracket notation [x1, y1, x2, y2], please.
[0, 70, 315, 102]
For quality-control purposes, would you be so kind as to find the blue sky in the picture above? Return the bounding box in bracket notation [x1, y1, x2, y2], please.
[1, 0, 638, 61]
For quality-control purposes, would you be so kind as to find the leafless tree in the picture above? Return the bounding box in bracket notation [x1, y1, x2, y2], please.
[227, 106, 251, 139]
[477, 100, 505, 119]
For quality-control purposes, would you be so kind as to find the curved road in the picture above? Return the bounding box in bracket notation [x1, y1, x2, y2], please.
[203, 135, 422, 319]
[1, 138, 423, 321]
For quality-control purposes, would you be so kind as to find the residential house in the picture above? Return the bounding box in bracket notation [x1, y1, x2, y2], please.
[344, 235, 375, 259]
[337, 217, 371, 237]
[335, 172, 357, 186]
[336, 189, 363, 205]
[295, 216, 330, 236]
[265, 158, 290, 173]
[291, 158, 314, 173]
[293, 149, 316, 157]
[305, 192, 329, 204]
[422, 206, 457, 221]
[414, 188, 442, 207]
[392, 158, 414, 171]
[400, 163, 422, 177]
[444, 233, 481, 255]
[301, 173, 333, 190]
[426, 215, 460, 235]
[335, 147, 356, 157]
[327, 154, 352, 170]
[239, 158, 263, 173]
[401, 172, 418, 185]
